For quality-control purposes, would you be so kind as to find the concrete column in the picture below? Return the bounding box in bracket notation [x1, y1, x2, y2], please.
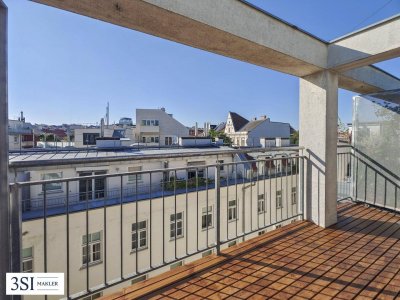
[0, 0, 8, 297]
[299, 70, 338, 228]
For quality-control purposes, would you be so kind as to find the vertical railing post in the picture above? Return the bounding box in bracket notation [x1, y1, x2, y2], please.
[299, 152, 305, 219]
[0, 2, 9, 298]
[10, 184, 21, 275]
[215, 163, 221, 255]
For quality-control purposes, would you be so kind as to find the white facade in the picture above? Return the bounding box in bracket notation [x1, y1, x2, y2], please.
[136, 108, 189, 146]
[8, 119, 35, 150]
[74, 127, 135, 148]
[224, 112, 291, 147]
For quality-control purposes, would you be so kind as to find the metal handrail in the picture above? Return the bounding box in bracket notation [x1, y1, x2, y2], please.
[11, 154, 302, 187]
[10, 152, 304, 299]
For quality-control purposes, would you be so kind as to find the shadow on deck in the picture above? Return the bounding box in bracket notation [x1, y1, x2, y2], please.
[103, 202, 400, 300]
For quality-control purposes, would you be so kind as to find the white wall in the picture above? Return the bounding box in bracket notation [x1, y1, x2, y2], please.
[247, 121, 291, 147]
[136, 109, 189, 146]
[74, 128, 114, 148]
[9, 135, 20, 150]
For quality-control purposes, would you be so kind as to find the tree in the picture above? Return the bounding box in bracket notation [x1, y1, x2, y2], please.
[208, 129, 232, 146]
[290, 130, 299, 145]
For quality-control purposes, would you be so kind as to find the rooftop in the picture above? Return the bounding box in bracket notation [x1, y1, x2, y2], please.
[229, 112, 249, 132]
[8, 146, 235, 168]
[8, 146, 300, 168]
[103, 202, 400, 300]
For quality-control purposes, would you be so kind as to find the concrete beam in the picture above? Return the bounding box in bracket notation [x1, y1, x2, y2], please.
[32, 0, 327, 77]
[0, 0, 9, 296]
[329, 15, 400, 72]
[340, 65, 400, 94]
[299, 71, 338, 228]
[31, 0, 400, 94]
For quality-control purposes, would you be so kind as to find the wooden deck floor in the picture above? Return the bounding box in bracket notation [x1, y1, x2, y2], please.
[104, 202, 400, 300]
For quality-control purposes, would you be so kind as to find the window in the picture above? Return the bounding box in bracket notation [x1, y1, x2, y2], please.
[79, 171, 106, 201]
[41, 172, 62, 191]
[22, 247, 33, 273]
[132, 220, 147, 251]
[170, 212, 184, 239]
[202, 206, 213, 230]
[218, 160, 224, 171]
[128, 166, 142, 182]
[276, 191, 283, 209]
[83, 133, 99, 145]
[187, 169, 204, 179]
[258, 196, 265, 214]
[141, 136, 160, 143]
[14, 135, 18, 143]
[131, 274, 148, 285]
[291, 187, 297, 204]
[258, 230, 265, 236]
[228, 200, 237, 221]
[82, 232, 102, 266]
[165, 136, 173, 146]
[170, 260, 183, 270]
[275, 224, 282, 229]
[141, 120, 159, 126]
[82, 292, 103, 300]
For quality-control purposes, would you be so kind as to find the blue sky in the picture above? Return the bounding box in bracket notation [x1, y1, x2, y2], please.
[6, 0, 400, 129]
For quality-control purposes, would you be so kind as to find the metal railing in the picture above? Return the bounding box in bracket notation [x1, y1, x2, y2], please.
[337, 145, 399, 212]
[9, 152, 304, 299]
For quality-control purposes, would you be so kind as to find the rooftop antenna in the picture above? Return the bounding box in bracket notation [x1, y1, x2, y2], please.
[106, 102, 110, 127]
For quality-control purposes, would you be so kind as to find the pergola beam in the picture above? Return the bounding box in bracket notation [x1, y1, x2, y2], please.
[329, 15, 400, 72]
[31, 0, 400, 93]
[340, 65, 400, 94]
[32, 0, 329, 77]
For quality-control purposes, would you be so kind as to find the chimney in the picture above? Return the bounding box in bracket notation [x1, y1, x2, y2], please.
[100, 118, 105, 137]
[106, 102, 110, 126]
[161, 107, 166, 112]
[20, 111, 25, 123]
[195, 122, 198, 137]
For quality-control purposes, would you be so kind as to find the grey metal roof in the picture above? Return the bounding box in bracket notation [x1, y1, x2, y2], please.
[9, 146, 303, 169]
[214, 122, 226, 132]
[229, 112, 249, 132]
[8, 146, 237, 168]
[238, 119, 264, 132]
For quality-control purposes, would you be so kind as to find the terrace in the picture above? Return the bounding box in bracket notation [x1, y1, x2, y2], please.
[103, 202, 400, 300]
[7, 138, 399, 299]
[1, 1, 400, 300]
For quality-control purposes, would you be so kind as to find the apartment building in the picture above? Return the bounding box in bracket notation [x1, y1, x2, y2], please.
[9, 146, 299, 300]
[135, 108, 189, 146]
[225, 112, 291, 147]
[74, 126, 135, 148]
[8, 119, 38, 151]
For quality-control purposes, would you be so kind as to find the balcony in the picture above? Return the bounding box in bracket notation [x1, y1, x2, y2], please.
[102, 202, 400, 300]
[8, 143, 400, 299]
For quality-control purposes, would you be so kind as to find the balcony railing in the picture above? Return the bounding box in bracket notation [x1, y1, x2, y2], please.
[9, 150, 303, 299]
[337, 145, 399, 212]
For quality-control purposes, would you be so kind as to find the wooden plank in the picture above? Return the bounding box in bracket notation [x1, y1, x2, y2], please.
[102, 203, 400, 300]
